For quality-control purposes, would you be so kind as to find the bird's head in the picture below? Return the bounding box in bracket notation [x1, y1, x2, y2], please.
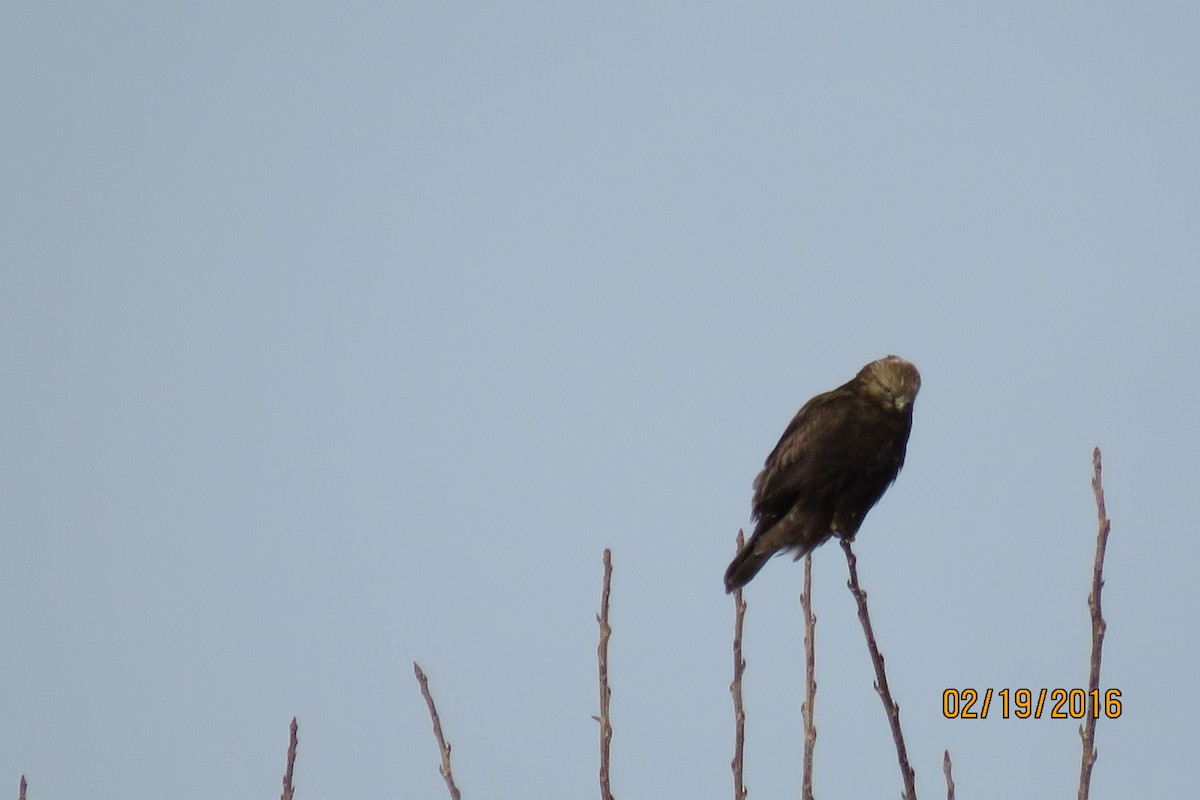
[860, 355, 921, 412]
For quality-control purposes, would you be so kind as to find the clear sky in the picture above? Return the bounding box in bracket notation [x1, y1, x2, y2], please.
[3, 2, 1197, 798]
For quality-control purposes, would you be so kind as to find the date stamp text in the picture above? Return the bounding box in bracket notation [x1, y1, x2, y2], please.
[942, 688, 1122, 719]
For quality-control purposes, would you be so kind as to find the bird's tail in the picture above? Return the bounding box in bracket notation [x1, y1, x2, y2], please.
[724, 529, 822, 593]
[724, 545, 770, 593]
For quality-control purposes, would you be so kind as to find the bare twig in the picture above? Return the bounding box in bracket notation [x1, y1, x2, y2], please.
[18, 775, 26, 800]
[799, 553, 817, 800]
[597, 548, 616, 800]
[1078, 447, 1112, 800]
[942, 750, 956, 800]
[280, 717, 298, 800]
[414, 662, 463, 800]
[730, 531, 748, 800]
[840, 539, 917, 800]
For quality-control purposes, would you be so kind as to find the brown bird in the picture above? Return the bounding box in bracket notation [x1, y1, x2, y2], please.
[724, 355, 920, 592]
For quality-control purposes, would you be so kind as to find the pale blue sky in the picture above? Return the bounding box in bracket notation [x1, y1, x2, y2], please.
[3, 2, 1197, 798]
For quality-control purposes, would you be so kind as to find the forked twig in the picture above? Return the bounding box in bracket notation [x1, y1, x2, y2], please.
[799, 553, 817, 800]
[280, 717, 298, 800]
[1078, 447, 1112, 800]
[730, 531, 748, 800]
[596, 549, 616, 800]
[414, 662, 463, 800]
[840, 539, 917, 800]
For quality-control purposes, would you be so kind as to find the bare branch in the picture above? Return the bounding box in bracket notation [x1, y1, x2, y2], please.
[840, 539, 917, 800]
[1078, 447, 1112, 800]
[414, 662, 463, 800]
[799, 553, 817, 800]
[942, 750, 955, 800]
[597, 548, 616, 800]
[279, 717, 298, 800]
[730, 531, 748, 800]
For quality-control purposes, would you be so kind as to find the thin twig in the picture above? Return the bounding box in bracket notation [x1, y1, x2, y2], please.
[414, 662, 463, 800]
[18, 775, 26, 800]
[1078, 447, 1111, 800]
[942, 750, 955, 800]
[799, 553, 817, 800]
[840, 539, 917, 800]
[730, 531, 748, 800]
[597, 548, 616, 800]
[280, 717, 298, 800]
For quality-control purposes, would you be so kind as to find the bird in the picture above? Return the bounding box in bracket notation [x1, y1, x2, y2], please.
[724, 355, 920, 592]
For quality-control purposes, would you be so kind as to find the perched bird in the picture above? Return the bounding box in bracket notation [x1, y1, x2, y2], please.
[724, 355, 920, 592]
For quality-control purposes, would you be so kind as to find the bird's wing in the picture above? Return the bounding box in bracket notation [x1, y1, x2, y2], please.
[751, 387, 859, 516]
